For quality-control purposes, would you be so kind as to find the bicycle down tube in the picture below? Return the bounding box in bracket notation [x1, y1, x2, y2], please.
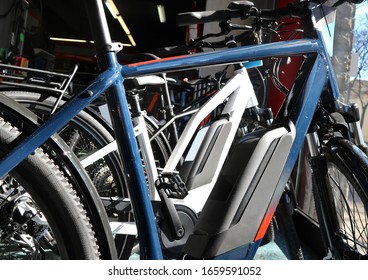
[0, 1, 335, 259]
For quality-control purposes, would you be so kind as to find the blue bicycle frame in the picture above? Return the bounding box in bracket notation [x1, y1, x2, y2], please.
[0, 0, 339, 259]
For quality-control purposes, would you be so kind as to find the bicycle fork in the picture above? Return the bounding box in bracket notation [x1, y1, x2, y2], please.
[305, 102, 367, 260]
[306, 130, 339, 259]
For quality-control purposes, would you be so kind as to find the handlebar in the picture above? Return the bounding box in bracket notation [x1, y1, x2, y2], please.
[177, 1, 309, 27]
[177, 0, 364, 26]
[177, 0, 364, 27]
[160, 0, 361, 57]
[177, 10, 245, 27]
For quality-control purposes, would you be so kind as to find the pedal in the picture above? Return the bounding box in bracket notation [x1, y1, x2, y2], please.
[156, 172, 188, 199]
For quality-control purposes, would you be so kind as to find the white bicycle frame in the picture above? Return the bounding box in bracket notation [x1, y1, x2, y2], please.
[138, 66, 259, 214]
[81, 65, 258, 214]
[162, 66, 258, 212]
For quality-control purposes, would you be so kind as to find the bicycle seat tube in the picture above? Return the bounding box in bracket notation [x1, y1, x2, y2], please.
[84, 0, 163, 260]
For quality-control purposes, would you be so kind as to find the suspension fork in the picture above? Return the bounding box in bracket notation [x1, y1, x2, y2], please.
[306, 130, 341, 259]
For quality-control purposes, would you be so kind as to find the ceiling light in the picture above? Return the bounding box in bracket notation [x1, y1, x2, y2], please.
[104, 0, 136, 46]
[126, 34, 136, 47]
[50, 37, 132, 47]
[117, 16, 133, 39]
[104, 0, 119, 19]
[157, 4, 166, 23]
[50, 37, 90, 43]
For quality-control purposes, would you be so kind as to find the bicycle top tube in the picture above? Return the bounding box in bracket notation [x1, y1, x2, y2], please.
[122, 39, 322, 78]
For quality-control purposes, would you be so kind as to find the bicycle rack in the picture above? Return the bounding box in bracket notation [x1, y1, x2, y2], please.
[0, 63, 78, 114]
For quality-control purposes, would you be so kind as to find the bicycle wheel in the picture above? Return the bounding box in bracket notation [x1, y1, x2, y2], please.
[2, 89, 172, 195]
[314, 138, 368, 259]
[1, 89, 126, 197]
[1, 89, 172, 259]
[0, 116, 100, 259]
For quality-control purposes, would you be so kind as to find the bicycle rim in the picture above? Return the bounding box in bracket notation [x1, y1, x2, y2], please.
[322, 138, 368, 259]
[1, 89, 126, 197]
[0, 117, 100, 259]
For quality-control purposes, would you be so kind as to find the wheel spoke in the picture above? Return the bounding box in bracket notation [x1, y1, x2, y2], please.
[328, 162, 368, 256]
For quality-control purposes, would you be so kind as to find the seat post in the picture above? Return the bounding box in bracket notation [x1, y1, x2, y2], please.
[83, 0, 114, 69]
